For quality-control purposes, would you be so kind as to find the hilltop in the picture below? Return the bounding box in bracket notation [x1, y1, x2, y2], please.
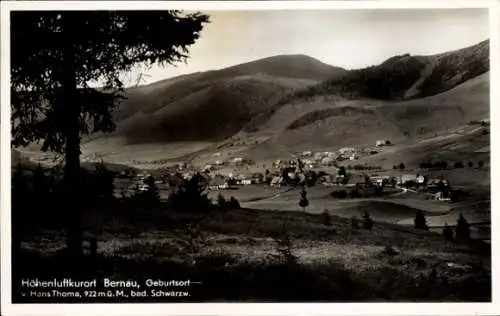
[103, 55, 347, 144]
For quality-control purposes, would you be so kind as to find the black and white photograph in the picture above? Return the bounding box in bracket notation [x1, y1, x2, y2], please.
[1, 0, 497, 314]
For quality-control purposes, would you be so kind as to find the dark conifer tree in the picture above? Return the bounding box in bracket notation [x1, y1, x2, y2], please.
[11, 11, 209, 256]
[414, 210, 429, 231]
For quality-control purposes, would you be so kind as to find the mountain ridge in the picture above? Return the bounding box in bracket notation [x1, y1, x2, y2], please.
[85, 39, 489, 163]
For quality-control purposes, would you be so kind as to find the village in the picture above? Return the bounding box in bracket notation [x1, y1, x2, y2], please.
[119, 139, 461, 204]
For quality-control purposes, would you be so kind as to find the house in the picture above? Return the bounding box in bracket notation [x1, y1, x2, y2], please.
[320, 174, 335, 186]
[321, 157, 336, 166]
[137, 183, 150, 192]
[338, 147, 355, 155]
[209, 175, 229, 190]
[297, 173, 306, 183]
[240, 179, 252, 185]
[301, 151, 312, 157]
[370, 175, 390, 186]
[214, 160, 224, 166]
[397, 174, 418, 185]
[270, 176, 283, 187]
[213, 152, 221, 157]
[432, 191, 451, 201]
[232, 157, 247, 165]
[416, 175, 426, 185]
[252, 173, 264, 184]
[428, 178, 449, 186]
[232, 157, 244, 163]
[376, 140, 385, 147]
[349, 154, 359, 161]
[166, 174, 185, 188]
[345, 175, 366, 188]
[203, 164, 214, 171]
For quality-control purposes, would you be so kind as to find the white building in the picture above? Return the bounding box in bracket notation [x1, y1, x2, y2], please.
[376, 140, 385, 147]
[398, 174, 418, 184]
[232, 157, 244, 164]
[321, 157, 336, 165]
[209, 176, 229, 190]
[203, 164, 214, 171]
[433, 191, 451, 201]
[338, 147, 356, 155]
[416, 175, 425, 184]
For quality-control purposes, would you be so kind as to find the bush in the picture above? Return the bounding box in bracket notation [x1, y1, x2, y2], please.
[167, 173, 214, 214]
[32, 163, 51, 204]
[271, 231, 298, 265]
[454, 161, 464, 169]
[442, 224, 454, 241]
[217, 193, 227, 211]
[349, 189, 362, 199]
[414, 210, 429, 231]
[399, 162, 406, 170]
[373, 185, 384, 197]
[404, 180, 417, 189]
[338, 166, 347, 177]
[331, 190, 348, 199]
[351, 216, 360, 229]
[322, 209, 332, 226]
[381, 245, 399, 256]
[455, 213, 471, 241]
[468, 161, 474, 168]
[422, 161, 449, 169]
[228, 196, 241, 209]
[478, 160, 484, 168]
[362, 212, 374, 230]
[298, 188, 309, 211]
[142, 175, 161, 208]
[92, 161, 116, 201]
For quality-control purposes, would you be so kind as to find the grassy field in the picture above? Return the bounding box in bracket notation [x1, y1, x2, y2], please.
[14, 194, 491, 302]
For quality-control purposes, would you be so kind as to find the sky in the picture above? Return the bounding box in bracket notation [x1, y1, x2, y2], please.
[127, 8, 489, 86]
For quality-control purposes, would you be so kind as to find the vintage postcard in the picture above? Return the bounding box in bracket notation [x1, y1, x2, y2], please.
[1, 0, 497, 315]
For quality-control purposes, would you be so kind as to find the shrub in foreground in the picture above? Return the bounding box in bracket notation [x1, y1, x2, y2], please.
[362, 212, 374, 230]
[414, 210, 429, 231]
[322, 209, 332, 226]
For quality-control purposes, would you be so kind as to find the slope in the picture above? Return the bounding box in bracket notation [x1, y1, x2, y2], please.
[100, 55, 347, 144]
[243, 71, 488, 160]
[243, 40, 489, 135]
